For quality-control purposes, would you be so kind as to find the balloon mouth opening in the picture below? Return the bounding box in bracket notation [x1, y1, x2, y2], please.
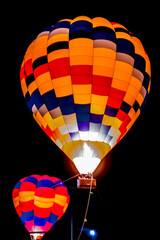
[73, 157, 101, 174]
[30, 232, 45, 240]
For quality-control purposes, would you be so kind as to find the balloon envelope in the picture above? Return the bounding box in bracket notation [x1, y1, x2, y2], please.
[20, 16, 151, 174]
[12, 175, 70, 239]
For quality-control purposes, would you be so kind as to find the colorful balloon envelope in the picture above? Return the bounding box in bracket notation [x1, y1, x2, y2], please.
[12, 175, 70, 240]
[20, 16, 151, 174]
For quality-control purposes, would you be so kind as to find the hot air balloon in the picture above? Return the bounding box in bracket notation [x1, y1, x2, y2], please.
[20, 16, 151, 185]
[12, 175, 70, 240]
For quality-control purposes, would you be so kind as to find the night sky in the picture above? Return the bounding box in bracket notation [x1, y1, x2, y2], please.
[1, 2, 157, 240]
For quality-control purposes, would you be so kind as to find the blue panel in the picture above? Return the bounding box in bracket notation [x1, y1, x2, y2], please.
[70, 20, 93, 33]
[120, 101, 131, 114]
[37, 179, 53, 188]
[70, 132, 79, 140]
[24, 176, 38, 185]
[53, 21, 71, 30]
[48, 212, 58, 224]
[58, 95, 74, 105]
[93, 32, 116, 42]
[34, 216, 47, 226]
[134, 54, 145, 73]
[105, 106, 118, 117]
[60, 104, 75, 115]
[116, 39, 135, 57]
[90, 114, 103, 123]
[31, 89, 44, 109]
[14, 181, 22, 189]
[100, 124, 111, 134]
[21, 210, 34, 221]
[42, 89, 58, 111]
[77, 113, 90, 123]
[75, 104, 90, 113]
[78, 122, 89, 131]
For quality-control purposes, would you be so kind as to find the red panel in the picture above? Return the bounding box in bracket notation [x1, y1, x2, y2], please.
[48, 57, 70, 79]
[52, 202, 64, 216]
[71, 74, 92, 84]
[107, 97, 122, 108]
[20, 66, 25, 82]
[19, 200, 34, 212]
[24, 59, 33, 77]
[109, 87, 126, 100]
[34, 205, 51, 218]
[93, 75, 112, 86]
[34, 64, 49, 78]
[116, 109, 128, 121]
[92, 84, 110, 96]
[35, 187, 55, 198]
[71, 65, 93, 75]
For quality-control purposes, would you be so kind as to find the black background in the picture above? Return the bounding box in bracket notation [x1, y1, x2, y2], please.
[1, 2, 158, 240]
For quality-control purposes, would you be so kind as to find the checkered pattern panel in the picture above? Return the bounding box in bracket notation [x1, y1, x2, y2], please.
[20, 16, 151, 162]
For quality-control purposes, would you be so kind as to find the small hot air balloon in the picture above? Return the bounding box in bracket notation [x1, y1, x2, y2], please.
[20, 16, 151, 180]
[12, 175, 70, 240]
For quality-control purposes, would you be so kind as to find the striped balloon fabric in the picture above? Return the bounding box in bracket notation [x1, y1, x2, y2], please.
[12, 175, 70, 239]
[20, 16, 151, 173]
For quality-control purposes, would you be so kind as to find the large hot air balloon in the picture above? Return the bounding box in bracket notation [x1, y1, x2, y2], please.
[20, 16, 151, 177]
[12, 175, 70, 240]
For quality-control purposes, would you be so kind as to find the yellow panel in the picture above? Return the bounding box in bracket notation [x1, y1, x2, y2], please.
[39, 81, 53, 95]
[111, 78, 129, 91]
[124, 92, 135, 106]
[136, 92, 144, 106]
[13, 196, 19, 208]
[32, 49, 47, 62]
[52, 76, 72, 88]
[54, 115, 65, 128]
[55, 85, 73, 97]
[128, 107, 135, 119]
[48, 34, 69, 46]
[36, 72, 51, 87]
[33, 36, 48, 51]
[28, 81, 37, 95]
[91, 94, 108, 105]
[74, 94, 91, 104]
[35, 111, 47, 128]
[102, 115, 114, 126]
[93, 48, 116, 59]
[92, 17, 115, 30]
[112, 118, 122, 129]
[113, 23, 127, 30]
[116, 32, 133, 42]
[71, 16, 92, 24]
[127, 85, 139, 98]
[70, 55, 93, 65]
[91, 104, 106, 115]
[48, 49, 69, 61]
[19, 191, 35, 202]
[43, 112, 56, 131]
[69, 46, 93, 57]
[132, 36, 145, 58]
[34, 196, 54, 208]
[21, 79, 28, 96]
[93, 65, 114, 77]
[130, 76, 142, 90]
[113, 68, 131, 82]
[54, 194, 67, 206]
[69, 38, 93, 48]
[73, 84, 91, 94]
[93, 56, 115, 67]
[115, 61, 133, 74]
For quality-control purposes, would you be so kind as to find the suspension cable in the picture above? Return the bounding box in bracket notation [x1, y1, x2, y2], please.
[77, 175, 93, 240]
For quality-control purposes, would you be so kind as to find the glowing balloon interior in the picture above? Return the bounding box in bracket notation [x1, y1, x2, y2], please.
[20, 16, 151, 174]
[12, 175, 70, 240]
